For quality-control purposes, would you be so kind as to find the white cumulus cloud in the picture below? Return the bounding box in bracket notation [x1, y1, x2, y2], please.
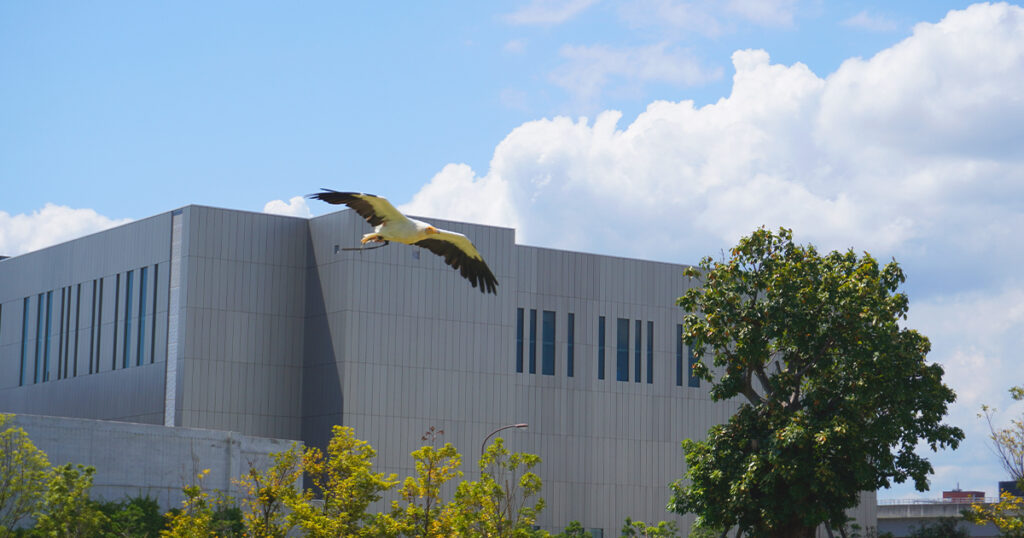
[408, 3, 1024, 269]
[0, 204, 132, 257]
[263, 196, 313, 218]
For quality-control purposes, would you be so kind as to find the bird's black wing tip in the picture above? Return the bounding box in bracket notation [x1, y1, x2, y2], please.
[306, 188, 337, 200]
[307, 189, 374, 199]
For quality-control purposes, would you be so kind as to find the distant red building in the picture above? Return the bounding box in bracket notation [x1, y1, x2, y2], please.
[943, 488, 985, 502]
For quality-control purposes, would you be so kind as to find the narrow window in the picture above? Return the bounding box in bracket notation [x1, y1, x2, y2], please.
[528, 309, 537, 374]
[616, 318, 629, 382]
[542, 310, 555, 376]
[675, 324, 683, 387]
[137, 267, 147, 366]
[58, 288, 66, 379]
[63, 287, 71, 378]
[95, 278, 104, 373]
[597, 316, 606, 380]
[34, 293, 43, 383]
[646, 321, 653, 384]
[516, 308, 524, 373]
[112, 274, 120, 370]
[123, 270, 133, 368]
[567, 313, 575, 378]
[150, 264, 159, 363]
[20, 298, 29, 386]
[88, 281, 96, 374]
[73, 284, 81, 377]
[634, 319, 642, 383]
[62, 287, 71, 378]
[43, 291, 52, 382]
[688, 345, 701, 388]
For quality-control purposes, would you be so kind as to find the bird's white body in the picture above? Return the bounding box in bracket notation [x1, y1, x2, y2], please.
[366, 217, 431, 245]
[307, 189, 497, 294]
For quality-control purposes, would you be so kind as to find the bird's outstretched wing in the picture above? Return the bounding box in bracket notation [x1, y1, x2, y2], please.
[306, 189, 406, 227]
[415, 230, 499, 295]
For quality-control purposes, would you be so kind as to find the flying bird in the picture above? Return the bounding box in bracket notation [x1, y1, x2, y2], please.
[307, 189, 499, 294]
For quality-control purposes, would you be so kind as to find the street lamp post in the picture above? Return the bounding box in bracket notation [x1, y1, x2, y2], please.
[481, 423, 528, 456]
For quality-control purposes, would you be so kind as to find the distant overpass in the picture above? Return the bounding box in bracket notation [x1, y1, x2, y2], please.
[877, 498, 1000, 537]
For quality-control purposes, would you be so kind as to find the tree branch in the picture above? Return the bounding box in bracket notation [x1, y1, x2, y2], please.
[753, 361, 772, 398]
[742, 368, 766, 406]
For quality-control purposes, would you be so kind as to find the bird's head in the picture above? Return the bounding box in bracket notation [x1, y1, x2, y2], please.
[425, 226, 440, 235]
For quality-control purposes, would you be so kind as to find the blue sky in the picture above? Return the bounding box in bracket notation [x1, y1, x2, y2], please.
[1, 0, 972, 218]
[3, 1, 1024, 502]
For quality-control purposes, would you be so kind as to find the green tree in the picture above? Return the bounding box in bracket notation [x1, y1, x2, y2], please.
[96, 494, 168, 537]
[284, 425, 398, 537]
[981, 385, 1024, 487]
[552, 520, 591, 537]
[965, 492, 1024, 537]
[686, 522, 725, 538]
[907, 517, 970, 538]
[621, 517, 680, 537]
[161, 469, 242, 538]
[448, 437, 545, 537]
[669, 228, 963, 538]
[964, 385, 1024, 536]
[32, 464, 109, 537]
[234, 443, 303, 538]
[390, 426, 463, 537]
[0, 414, 51, 534]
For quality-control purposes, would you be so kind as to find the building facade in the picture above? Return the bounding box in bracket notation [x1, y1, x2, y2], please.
[0, 204, 876, 534]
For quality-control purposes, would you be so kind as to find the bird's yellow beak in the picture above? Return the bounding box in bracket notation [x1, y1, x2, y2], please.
[426, 226, 440, 234]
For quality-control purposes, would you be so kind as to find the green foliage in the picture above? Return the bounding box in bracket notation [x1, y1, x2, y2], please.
[552, 520, 592, 537]
[0, 414, 51, 532]
[448, 437, 546, 537]
[388, 426, 463, 537]
[622, 517, 680, 537]
[965, 385, 1024, 535]
[964, 491, 1024, 537]
[979, 385, 1024, 487]
[234, 443, 303, 537]
[686, 522, 725, 538]
[0, 421, 552, 538]
[283, 425, 398, 537]
[669, 228, 963, 537]
[96, 494, 168, 537]
[907, 517, 970, 538]
[161, 469, 242, 538]
[32, 464, 108, 537]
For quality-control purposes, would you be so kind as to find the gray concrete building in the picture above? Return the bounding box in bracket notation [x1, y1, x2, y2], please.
[878, 499, 998, 537]
[9, 413, 294, 510]
[0, 204, 877, 534]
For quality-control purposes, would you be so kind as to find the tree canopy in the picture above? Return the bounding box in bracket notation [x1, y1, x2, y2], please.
[0, 414, 51, 532]
[668, 227, 963, 537]
[964, 385, 1024, 536]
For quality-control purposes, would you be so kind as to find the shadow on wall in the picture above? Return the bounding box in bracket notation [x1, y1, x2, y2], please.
[301, 232, 343, 454]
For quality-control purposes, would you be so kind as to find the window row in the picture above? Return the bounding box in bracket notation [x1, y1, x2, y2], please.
[514, 308, 700, 387]
[515, 308, 570, 376]
[15, 265, 161, 386]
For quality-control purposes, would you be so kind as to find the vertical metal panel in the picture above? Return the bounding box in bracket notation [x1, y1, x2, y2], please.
[165, 209, 184, 426]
